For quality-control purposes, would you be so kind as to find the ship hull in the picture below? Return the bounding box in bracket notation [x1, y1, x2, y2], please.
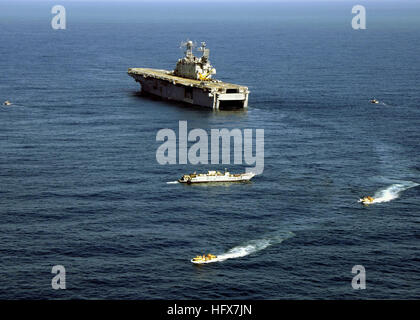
[191, 259, 219, 264]
[178, 173, 255, 184]
[128, 68, 249, 110]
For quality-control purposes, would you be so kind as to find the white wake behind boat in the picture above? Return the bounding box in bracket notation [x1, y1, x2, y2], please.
[178, 170, 255, 184]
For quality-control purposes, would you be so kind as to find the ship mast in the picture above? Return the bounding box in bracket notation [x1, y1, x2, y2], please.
[185, 40, 194, 59]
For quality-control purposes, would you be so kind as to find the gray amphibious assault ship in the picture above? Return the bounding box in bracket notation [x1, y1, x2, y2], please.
[128, 41, 250, 109]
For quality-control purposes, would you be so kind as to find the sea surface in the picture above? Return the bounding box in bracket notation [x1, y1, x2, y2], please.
[0, 0, 419, 299]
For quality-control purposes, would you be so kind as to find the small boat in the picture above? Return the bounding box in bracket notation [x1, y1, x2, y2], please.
[179, 170, 255, 184]
[191, 254, 218, 264]
[3, 100, 12, 106]
[358, 196, 375, 205]
[370, 98, 379, 104]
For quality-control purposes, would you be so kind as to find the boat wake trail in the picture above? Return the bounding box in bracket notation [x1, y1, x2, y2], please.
[166, 181, 179, 184]
[211, 232, 294, 263]
[372, 181, 418, 203]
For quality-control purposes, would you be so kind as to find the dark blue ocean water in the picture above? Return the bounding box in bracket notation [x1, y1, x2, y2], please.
[0, 1, 419, 299]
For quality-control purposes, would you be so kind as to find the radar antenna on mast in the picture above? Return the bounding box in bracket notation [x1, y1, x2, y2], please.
[179, 40, 196, 58]
[198, 42, 210, 60]
[197, 42, 206, 51]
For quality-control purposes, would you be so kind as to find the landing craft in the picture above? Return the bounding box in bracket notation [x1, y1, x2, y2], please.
[179, 170, 255, 184]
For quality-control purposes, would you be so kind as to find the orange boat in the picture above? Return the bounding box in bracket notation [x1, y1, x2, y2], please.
[191, 254, 218, 264]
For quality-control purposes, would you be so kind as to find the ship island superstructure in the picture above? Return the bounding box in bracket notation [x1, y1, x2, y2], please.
[128, 41, 250, 109]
